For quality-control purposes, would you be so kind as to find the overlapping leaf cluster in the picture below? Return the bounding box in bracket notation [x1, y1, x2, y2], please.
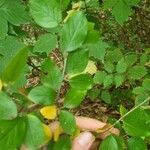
[0, 0, 150, 149]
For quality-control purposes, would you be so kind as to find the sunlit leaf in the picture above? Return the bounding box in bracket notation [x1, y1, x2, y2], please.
[84, 61, 97, 75]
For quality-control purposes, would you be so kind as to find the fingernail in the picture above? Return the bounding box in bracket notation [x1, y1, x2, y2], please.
[77, 132, 95, 148]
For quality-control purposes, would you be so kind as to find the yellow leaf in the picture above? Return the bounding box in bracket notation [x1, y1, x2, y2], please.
[63, 2, 82, 23]
[0, 80, 2, 91]
[40, 105, 57, 120]
[43, 124, 52, 142]
[53, 126, 63, 141]
[72, 1, 83, 10]
[84, 61, 97, 75]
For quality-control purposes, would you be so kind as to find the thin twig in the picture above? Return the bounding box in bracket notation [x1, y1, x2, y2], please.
[56, 53, 68, 101]
[101, 96, 150, 133]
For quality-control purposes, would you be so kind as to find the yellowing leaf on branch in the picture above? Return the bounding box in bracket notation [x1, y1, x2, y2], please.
[72, 1, 83, 10]
[0, 80, 2, 91]
[43, 124, 52, 142]
[40, 105, 57, 120]
[63, 1, 82, 23]
[53, 126, 63, 141]
[84, 61, 97, 75]
[64, 10, 76, 23]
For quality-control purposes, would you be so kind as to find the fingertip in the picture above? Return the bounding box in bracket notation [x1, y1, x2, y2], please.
[72, 132, 95, 150]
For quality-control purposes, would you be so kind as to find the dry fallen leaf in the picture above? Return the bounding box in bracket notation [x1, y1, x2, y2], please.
[40, 105, 57, 120]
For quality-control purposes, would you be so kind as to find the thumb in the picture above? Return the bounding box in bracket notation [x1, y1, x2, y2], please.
[72, 132, 95, 150]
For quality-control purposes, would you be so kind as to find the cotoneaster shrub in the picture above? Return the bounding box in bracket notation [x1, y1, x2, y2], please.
[0, 0, 150, 149]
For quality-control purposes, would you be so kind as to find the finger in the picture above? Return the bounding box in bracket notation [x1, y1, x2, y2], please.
[72, 132, 95, 150]
[75, 116, 106, 131]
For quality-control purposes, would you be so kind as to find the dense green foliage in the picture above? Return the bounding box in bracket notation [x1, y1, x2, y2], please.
[0, 0, 150, 149]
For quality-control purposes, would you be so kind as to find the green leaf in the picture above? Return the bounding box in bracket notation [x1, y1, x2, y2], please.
[57, 0, 70, 11]
[101, 90, 111, 104]
[59, 110, 76, 135]
[66, 49, 89, 75]
[127, 137, 148, 150]
[0, 14, 8, 39]
[89, 41, 109, 63]
[142, 78, 150, 91]
[24, 115, 47, 149]
[1, 47, 28, 83]
[0, 117, 26, 150]
[94, 71, 107, 84]
[30, 0, 61, 28]
[86, 0, 99, 8]
[0, 91, 17, 120]
[135, 93, 149, 106]
[61, 11, 87, 52]
[126, 0, 141, 6]
[85, 30, 99, 44]
[53, 136, 71, 150]
[140, 53, 148, 66]
[64, 88, 86, 108]
[125, 54, 137, 67]
[34, 33, 57, 54]
[99, 135, 124, 150]
[69, 74, 93, 90]
[116, 58, 127, 73]
[132, 87, 146, 95]
[128, 66, 147, 80]
[0, 36, 25, 74]
[1, 0, 30, 25]
[103, 74, 113, 88]
[105, 49, 123, 63]
[112, 0, 131, 25]
[0, 0, 6, 6]
[123, 108, 150, 137]
[28, 85, 56, 105]
[114, 74, 124, 88]
[41, 59, 63, 91]
[87, 89, 100, 101]
[120, 105, 128, 116]
[103, 0, 118, 9]
[104, 61, 114, 73]
[7, 67, 27, 93]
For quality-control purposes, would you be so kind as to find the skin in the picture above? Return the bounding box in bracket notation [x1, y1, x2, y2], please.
[49, 116, 120, 150]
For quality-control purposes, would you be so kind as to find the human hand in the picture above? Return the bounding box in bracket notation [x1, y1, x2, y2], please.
[50, 116, 120, 150]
